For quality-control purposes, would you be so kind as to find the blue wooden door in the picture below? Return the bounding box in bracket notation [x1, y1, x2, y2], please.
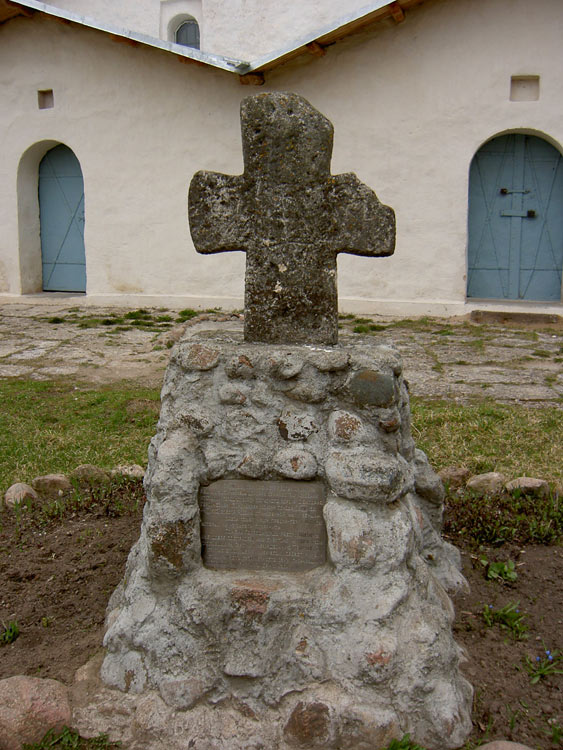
[467, 134, 563, 301]
[39, 144, 86, 292]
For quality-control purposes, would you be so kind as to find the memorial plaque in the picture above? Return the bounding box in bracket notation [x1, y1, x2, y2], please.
[199, 479, 326, 572]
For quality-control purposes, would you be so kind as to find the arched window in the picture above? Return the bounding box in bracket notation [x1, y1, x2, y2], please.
[175, 18, 200, 49]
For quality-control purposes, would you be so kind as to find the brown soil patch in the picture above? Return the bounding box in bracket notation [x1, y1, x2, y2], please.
[0, 496, 561, 748]
[0, 495, 144, 685]
[453, 542, 562, 748]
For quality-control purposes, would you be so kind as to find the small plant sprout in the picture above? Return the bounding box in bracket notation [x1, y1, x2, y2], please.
[523, 648, 563, 684]
[0, 620, 20, 645]
[176, 308, 199, 322]
[545, 718, 563, 744]
[506, 704, 522, 732]
[385, 735, 426, 750]
[22, 725, 119, 749]
[481, 602, 528, 639]
[479, 557, 518, 582]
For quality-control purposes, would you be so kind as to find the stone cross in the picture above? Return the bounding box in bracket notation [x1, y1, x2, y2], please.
[188, 92, 395, 344]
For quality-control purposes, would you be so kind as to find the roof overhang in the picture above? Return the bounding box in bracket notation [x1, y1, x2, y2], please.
[0, 0, 247, 72]
[0, 0, 427, 79]
[246, 0, 425, 73]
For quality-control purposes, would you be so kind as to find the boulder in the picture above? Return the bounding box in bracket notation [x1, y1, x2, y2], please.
[466, 472, 506, 495]
[3, 483, 38, 508]
[69, 464, 111, 487]
[505, 476, 550, 498]
[438, 466, 471, 490]
[110, 464, 145, 480]
[0, 676, 71, 750]
[31, 473, 72, 497]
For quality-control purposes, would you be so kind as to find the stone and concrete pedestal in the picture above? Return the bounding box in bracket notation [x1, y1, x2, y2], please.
[102, 330, 472, 750]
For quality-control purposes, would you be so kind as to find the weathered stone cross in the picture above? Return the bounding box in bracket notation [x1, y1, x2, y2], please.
[188, 92, 395, 344]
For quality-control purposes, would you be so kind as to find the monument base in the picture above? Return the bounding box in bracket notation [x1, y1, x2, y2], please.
[102, 331, 472, 749]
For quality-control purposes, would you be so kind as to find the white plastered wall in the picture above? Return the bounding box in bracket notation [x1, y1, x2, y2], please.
[0, 0, 562, 315]
[43, 0, 161, 36]
[276, 0, 563, 315]
[44, 0, 392, 59]
[201, 0, 375, 61]
[0, 14, 247, 306]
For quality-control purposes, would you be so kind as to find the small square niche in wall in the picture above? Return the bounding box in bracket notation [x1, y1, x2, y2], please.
[38, 89, 54, 109]
[510, 75, 540, 101]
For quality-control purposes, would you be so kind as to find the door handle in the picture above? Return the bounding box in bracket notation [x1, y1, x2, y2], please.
[500, 209, 537, 218]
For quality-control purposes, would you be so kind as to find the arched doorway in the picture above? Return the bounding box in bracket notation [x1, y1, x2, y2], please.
[467, 133, 563, 301]
[39, 144, 86, 292]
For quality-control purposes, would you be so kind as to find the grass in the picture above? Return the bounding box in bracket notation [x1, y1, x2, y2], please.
[44, 307, 173, 333]
[444, 488, 561, 546]
[1, 381, 561, 497]
[481, 601, 528, 640]
[409, 398, 562, 547]
[522, 648, 563, 684]
[23, 726, 119, 749]
[41, 306, 218, 333]
[0, 380, 160, 491]
[410, 398, 563, 484]
[0, 620, 20, 645]
[353, 323, 387, 334]
[22, 729, 427, 750]
[0, 318, 560, 750]
[7, 476, 145, 535]
[384, 736, 425, 750]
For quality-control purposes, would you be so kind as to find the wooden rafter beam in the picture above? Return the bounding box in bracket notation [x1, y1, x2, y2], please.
[305, 41, 326, 58]
[7, 1, 33, 15]
[0, 0, 34, 23]
[239, 72, 265, 86]
[389, 2, 405, 23]
[109, 33, 139, 47]
[177, 54, 205, 67]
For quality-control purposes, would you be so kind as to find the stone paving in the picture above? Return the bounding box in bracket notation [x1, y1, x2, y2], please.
[0, 300, 562, 407]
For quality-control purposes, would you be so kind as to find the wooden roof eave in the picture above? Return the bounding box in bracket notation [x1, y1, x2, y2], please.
[1, 0, 429, 77]
[0, 0, 248, 72]
[245, 0, 424, 74]
[0, 0, 34, 24]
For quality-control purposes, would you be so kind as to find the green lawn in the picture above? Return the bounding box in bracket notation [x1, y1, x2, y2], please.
[0, 380, 160, 490]
[1, 380, 561, 492]
[411, 397, 562, 485]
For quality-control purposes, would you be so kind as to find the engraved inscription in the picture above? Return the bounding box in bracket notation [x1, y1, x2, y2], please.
[200, 479, 326, 572]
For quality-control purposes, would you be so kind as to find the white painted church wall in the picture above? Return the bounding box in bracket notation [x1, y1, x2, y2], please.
[46, 0, 160, 36]
[201, 0, 373, 61]
[0, 0, 562, 316]
[46, 0, 380, 59]
[0, 15, 247, 307]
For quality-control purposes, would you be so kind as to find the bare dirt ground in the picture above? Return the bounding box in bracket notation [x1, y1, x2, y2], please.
[0, 300, 562, 748]
[1, 494, 561, 749]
